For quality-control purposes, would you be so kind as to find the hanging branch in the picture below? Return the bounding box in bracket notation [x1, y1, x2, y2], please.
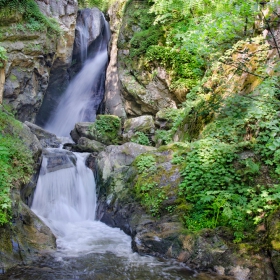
[261, 9, 280, 58]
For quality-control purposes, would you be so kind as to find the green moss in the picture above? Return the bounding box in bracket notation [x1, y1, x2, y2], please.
[0, 0, 60, 35]
[10, 74, 17, 81]
[89, 115, 121, 145]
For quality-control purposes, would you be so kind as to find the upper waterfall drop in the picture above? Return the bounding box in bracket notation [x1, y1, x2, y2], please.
[44, 10, 111, 137]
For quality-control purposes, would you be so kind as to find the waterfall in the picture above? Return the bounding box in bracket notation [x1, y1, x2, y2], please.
[32, 149, 96, 223]
[44, 12, 111, 137]
[31, 148, 133, 256]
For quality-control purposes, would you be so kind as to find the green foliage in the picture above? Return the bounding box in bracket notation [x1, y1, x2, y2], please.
[0, 0, 60, 34]
[154, 130, 172, 145]
[131, 132, 151, 146]
[146, 45, 204, 88]
[135, 182, 167, 216]
[78, 0, 115, 12]
[91, 115, 121, 144]
[130, 27, 164, 58]
[0, 46, 7, 68]
[135, 154, 156, 173]
[0, 108, 34, 226]
[172, 72, 280, 242]
[149, 0, 268, 64]
[134, 154, 168, 216]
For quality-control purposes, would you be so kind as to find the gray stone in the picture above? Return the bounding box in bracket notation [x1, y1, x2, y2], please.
[123, 115, 155, 142]
[77, 137, 106, 152]
[103, 0, 127, 118]
[24, 121, 61, 148]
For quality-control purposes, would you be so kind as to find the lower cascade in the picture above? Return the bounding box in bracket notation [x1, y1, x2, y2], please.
[24, 147, 203, 279]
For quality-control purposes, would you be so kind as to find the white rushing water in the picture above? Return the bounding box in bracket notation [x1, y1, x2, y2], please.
[44, 14, 110, 137]
[31, 149, 133, 258]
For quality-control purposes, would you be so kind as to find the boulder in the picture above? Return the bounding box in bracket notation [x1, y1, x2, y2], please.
[70, 115, 121, 145]
[119, 69, 177, 116]
[123, 115, 155, 143]
[76, 137, 106, 152]
[24, 121, 61, 148]
[267, 208, 280, 279]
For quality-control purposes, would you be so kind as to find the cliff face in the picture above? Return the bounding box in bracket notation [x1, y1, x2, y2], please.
[0, 0, 78, 122]
[103, 0, 179, 118]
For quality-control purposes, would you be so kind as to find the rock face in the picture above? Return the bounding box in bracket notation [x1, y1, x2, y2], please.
[104, 0, 178, 118]
[1, 0, 78, 123]
[103, 0, 127, 118]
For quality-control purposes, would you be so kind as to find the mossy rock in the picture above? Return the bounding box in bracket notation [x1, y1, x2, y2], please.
[71, 115, 122, 145]
[267, 208, 280, 279]
[89, 115, 121, 145]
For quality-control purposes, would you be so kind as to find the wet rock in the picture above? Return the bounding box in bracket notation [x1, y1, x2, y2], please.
[41, 148, 77, 173]
[24, 121, 61, 148]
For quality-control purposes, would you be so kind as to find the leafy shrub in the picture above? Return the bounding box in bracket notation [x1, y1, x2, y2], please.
[0, 0, 60, 34]
[129, 27, 164, 58]
[131, 132, 151, 146]
[135, 154, 156, 174]
[90, 115, 121, 144]
[0, 108, 34, 225]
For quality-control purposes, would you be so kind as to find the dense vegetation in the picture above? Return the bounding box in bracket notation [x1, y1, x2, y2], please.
[119, 0, 280, 242]
[1, 0, 280, 244]
[0, 107, 34, 225]
[0, 0, 60, 34]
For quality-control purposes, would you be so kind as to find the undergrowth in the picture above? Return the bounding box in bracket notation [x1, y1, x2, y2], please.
[0, 107, 33, 226]
[0, 0, 60, 34]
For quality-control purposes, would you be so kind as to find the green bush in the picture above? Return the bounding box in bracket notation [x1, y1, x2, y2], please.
[131, 132, 151, 146]
[0, 108, 34, 225]
[0, 0, 60, 34]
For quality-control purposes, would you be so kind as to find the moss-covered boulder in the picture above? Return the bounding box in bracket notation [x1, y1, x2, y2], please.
[76, 137, 106, 153]
[70, 115, 122, 145]
[267, 208, 280, 279]
[123, 115, 154, 144]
